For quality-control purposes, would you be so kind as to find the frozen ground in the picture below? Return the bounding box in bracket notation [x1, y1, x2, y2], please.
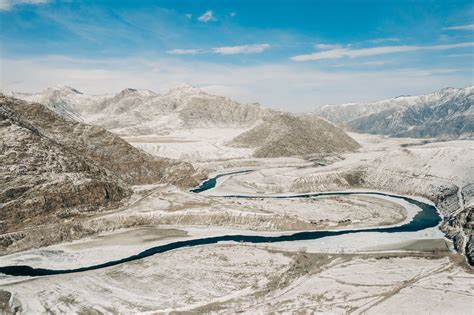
[123, 128, 254, 162]
[1, 131, 473, 314]
[1, 244, 472, 314]
[203, 134, 474, 219]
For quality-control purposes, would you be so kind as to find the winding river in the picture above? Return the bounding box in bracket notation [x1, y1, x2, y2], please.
[0, 171, 441, 277]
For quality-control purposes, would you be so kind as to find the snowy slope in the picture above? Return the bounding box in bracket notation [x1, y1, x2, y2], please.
[315, 86, 474, 139]
[6, 84, 275, 135]
[230, 113, 360, 158]
[1, 86, 90, 122]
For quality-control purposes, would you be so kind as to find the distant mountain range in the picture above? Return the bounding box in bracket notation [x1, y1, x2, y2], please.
[6, 84, 472, 140]
[3, 84, 274, 136]
[315, 86, 473, 139]
[3, 84, 361, 158]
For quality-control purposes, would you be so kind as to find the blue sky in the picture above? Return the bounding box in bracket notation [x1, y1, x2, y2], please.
[1, 0, 473, 111]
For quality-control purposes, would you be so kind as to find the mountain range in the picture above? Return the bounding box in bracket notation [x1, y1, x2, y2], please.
[5, 84, 362, 158]
[7, 84, 472, 140]
[4, 84, 274, 136]
[315, 86, 473, 139]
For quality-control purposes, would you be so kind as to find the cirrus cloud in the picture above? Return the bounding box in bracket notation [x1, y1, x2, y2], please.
[167, 43, 271, 56]
[166, 48, 203, 55]
[444, 24, 474, 31]
[0, 0, 49, 11]
[314, 43, 342, 50]
[212, 43, 270, 55]
[291, 42, 474, 61]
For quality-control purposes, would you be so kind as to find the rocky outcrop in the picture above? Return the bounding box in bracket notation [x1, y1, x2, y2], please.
[441, 206, 473, 265]
[440, 181, 473, 266]
[229, 113, 360, 158]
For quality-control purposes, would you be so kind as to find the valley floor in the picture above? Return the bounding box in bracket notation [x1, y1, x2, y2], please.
[1, 243, 473, 314]
[1, 130, 473, 314]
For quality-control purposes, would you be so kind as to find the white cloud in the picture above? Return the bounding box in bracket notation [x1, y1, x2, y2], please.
[291, 42, 474, 61]
[1, 55, 472, 112]
[185, 13, 192, 19]
[166, 48, 203, 55]
[213, 43, 270, 55]
[315, 43, 342, 50]
[167, 43, 270, 55]
[197, 10, 216, 22]
[0, 0, 49, 11]
[229, 12, 236, 17]
[366, 37, 400, 44]
[444, 24, 474, 31]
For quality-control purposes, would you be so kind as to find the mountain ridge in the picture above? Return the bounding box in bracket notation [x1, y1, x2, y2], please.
[315, 85, 473, 139]
[0, 94, 203, 234]
[5, 84, 276, 135]
[229, 113, 360, 158]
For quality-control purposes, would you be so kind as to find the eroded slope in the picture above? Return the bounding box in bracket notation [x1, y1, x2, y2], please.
[0, 95, 203, 236]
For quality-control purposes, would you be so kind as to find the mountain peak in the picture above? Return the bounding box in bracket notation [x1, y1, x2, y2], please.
[173, 82, 198, 90]
[437, 87, 458, 94]
[116, 88, 157, 98]
[394, 94, 412, 99]
[166, 83, 204, 96]
[46, 85, 83, 95]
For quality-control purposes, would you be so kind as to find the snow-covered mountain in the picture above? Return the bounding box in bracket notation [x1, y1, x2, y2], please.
[7, 84, 472, 139]
[0, 94, 202, 234]
[230, 113, 360, 158]
[4, 84, 275, 135]
[2, 86, 88, 122]
[315, 86, 474, 139]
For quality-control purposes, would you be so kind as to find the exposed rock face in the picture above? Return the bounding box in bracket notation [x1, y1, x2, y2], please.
[315, 86, 474, 139]
[0, 95, 203, 233]
[0, 290, 13, 314]
[229, 113, 360, 158]
[440, 181, 474, 266]
[441, 206, 473, 266]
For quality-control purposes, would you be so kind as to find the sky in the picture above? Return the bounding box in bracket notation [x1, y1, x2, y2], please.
[0, 0, 473, 111]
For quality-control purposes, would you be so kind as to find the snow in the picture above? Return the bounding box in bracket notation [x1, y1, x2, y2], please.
[1, 245, 472, 314]
[1, 85, 473, 313]
[0, 186, 431, 275]
[124, 128, 254, 162]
